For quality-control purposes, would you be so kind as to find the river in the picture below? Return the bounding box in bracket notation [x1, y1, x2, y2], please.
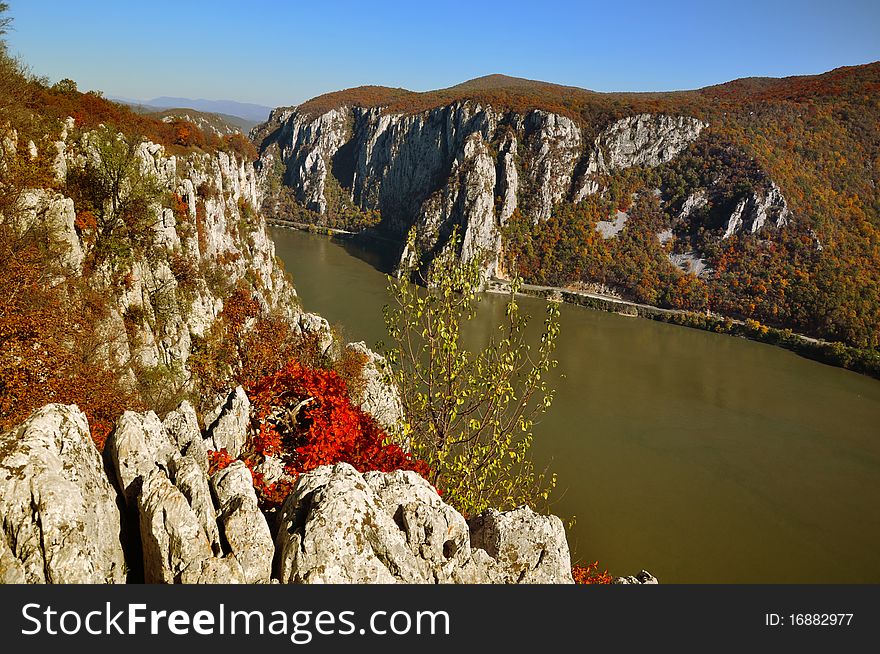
[270, 226, 880, 583]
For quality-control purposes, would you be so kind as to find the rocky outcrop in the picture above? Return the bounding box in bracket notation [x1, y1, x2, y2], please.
[722, 181, 790, 239]
[104, 401, 272, 584]
[12, 190, 84, 274]
[31, 122, 300, 394]
[3, 402, 576, 585]
[204, 386, 250, 459]
[344, 341, 403, 430]
[469, 506, 573, 584]
[0, 405, 126, 584]
[613, 570, 659, 584]
[258, 103, 706, 279]
[273, 463, 574, 584]
[211, 462, 274, 584]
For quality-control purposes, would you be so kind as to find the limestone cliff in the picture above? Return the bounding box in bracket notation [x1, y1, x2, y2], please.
[256, 97, 788, 283]
[14, 119, 299, 396]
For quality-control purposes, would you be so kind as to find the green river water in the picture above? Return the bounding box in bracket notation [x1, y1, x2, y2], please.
[270, 226, 880, 583]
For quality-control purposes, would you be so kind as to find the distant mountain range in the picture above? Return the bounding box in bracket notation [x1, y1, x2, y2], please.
[109, 95, 272, 123]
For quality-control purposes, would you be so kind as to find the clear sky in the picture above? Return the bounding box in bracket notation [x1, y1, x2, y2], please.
[5, 0, 880, 108]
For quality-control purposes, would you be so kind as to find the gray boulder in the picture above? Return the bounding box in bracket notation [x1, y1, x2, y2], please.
[211, 462, 274, 583]
[344, 341, 404, 430]
[204, 386, 250, 459]
[162, 400, 208, 471]
[469, 506, 574, 584]
[0, 404, 126, 583]
[613, 570, 659, 584]
[138, 468, 216, 583]
[273, 463, 573, 584]
[169, 454, 222, 555]
[105, 409, 177, 507]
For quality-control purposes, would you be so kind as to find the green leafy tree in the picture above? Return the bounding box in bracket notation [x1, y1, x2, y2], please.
[66, 125, 162, 263]
[382, 229, 560, 516]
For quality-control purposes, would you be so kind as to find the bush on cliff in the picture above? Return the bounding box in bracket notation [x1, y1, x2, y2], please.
[382, 229, 560, 516]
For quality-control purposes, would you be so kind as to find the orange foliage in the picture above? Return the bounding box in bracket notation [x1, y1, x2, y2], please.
[0, 225, 140, 449]
[572, 561, 613, 585]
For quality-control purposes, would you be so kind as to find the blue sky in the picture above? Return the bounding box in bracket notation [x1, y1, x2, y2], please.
[6, 0, 880, 107]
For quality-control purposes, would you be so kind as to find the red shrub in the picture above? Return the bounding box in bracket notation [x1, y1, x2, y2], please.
[572, 561, 613, 585]
[244, 359, 428, 509]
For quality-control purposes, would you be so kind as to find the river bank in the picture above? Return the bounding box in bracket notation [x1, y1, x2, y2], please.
[270, 219, 880, 380]
[487, 279, 880, 380]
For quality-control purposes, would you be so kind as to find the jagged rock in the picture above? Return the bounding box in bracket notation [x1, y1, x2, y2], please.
[295, 312, 334, 356]
[722, 182, 790, 238]
[211, 462, 274, 584]
[169, 454, 222, 555]
[469, 506, 574, 584]
[137, 468, 218, 583]
[13, 189, 84, 274]
[106, 410, 177, 507]
[600, 114, 706, 170]
[345, 341, 404, 430]
[53, 126, 298, 397]
[364, 469, 474, 583]
[163, 400, 208, 471]
[0, 405, 126, 583]
[274, 464, 424, 583]
[496, 132, 519, 224]
[613, 570, 659, 584]
[574, 114, 706, 202]
[522, 110, 582, 221]
[204, 386, 250, 459]
[261, 103, 709, 278]
[273, 463, 573, 584]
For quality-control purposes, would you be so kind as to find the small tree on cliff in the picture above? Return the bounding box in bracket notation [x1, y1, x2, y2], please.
[382, 229, 560, 516]
[65, 126, 162, 264]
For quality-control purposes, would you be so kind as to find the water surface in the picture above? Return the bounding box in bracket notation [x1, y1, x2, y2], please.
[271, 226, 880, 583]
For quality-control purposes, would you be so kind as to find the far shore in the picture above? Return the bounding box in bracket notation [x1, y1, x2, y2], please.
[267, 219, 880, 380]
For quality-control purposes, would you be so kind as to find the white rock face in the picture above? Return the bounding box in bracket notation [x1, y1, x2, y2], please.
[574, 114, 707, 202]
[399, 131, 500, 279]
[204, 386, 250, 459]
[263, 104, 707, 279]
[273, 463, 574, 584]
[344, 341, 404, 430]
[275, 107, 350, 213]
[601, 114, 706, 170]
[722, 181, 790, 239]
[13, 189, 83, 274]
[210, 462, 274, 584]
[521, 110, 582, 221]
[0, 405, 126, 584]
[31, 124, 300, 394]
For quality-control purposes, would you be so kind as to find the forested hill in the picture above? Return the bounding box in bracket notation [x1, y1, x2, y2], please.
[257, 63, 880, 353]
